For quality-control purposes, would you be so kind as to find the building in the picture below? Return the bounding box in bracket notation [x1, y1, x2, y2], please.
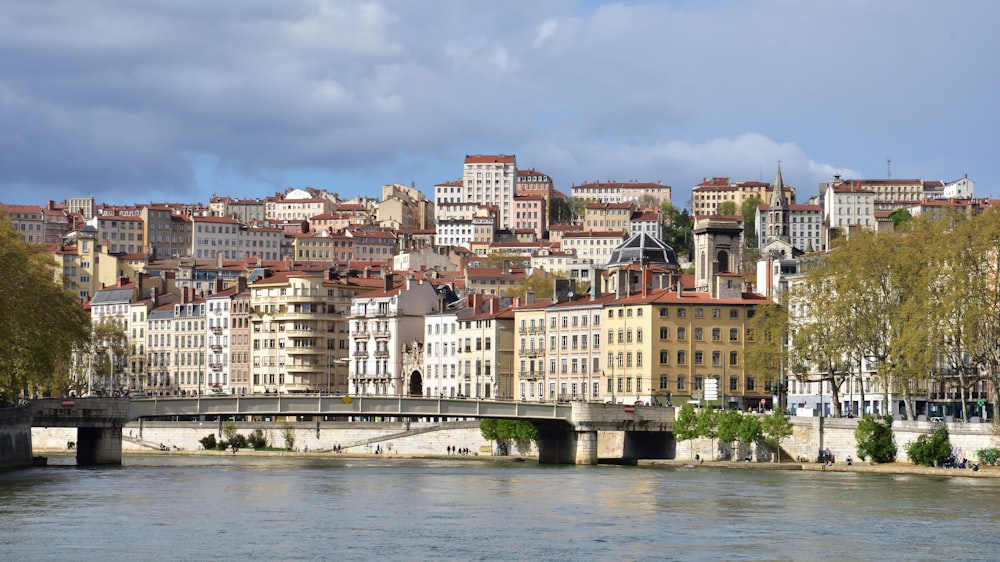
[265, 188, 336, 223]
[692, 215, 743, 295]
[349, 275, 440, 395]
[463, 154, 517, 230]
[691, 177, 795, 217]
[1, 204, 44, 243]
[560, 230, 628, 267]
[570, 180, 672, 206]
[583, 202, 634, 233]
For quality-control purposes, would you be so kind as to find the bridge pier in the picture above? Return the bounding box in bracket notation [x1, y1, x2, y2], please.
[536, 425, 599, 465]
[76, 426, 123, 465]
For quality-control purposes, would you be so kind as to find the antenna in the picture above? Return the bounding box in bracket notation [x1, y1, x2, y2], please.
[887, 159, 892, 179]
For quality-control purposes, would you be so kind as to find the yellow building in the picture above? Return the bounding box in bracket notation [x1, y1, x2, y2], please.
[603, 285, 772, 409]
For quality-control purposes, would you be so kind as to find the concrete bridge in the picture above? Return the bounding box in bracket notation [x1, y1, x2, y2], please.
[30, 397, 131, 465]
[32, 396, 675, 465]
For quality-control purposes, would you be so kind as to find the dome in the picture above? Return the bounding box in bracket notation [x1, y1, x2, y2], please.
[607, 232, 679, 268]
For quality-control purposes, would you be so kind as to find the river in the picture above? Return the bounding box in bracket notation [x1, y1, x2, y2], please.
[1, 455, 996, 561]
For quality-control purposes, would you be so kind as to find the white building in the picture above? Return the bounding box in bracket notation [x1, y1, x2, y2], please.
[205, 289, 233, 394]
[560, 231, 628, 267]
[462, 154, 517, 230]
[349, 275, 439, 395]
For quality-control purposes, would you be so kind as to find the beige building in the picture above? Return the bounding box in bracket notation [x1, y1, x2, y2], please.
[571, 180, 672, 206]
[691, 177, 796, 217]
[463, 154, 517, 230]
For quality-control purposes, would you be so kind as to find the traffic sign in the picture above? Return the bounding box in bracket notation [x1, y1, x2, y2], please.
[978, 400, 985, 407]
[704, 378, 719, 401]
[623, 405, 635, 414]
[61, 398, 75, 409]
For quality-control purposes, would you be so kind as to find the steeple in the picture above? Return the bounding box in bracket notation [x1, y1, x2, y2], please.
[766, 164, 790, 244]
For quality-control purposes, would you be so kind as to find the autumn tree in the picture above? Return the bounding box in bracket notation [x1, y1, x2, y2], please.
[744, 300, 789, 409]
[0, 216, 91, 402]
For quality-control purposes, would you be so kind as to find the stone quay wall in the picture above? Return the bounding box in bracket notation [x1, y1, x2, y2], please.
[677, 414, 998, 464]
[33, 420, 520, 457]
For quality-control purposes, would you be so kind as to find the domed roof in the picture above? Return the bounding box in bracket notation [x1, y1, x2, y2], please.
[607, 232, 679, 268]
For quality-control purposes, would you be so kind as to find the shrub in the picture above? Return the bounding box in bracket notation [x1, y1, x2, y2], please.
[977, 447, 1000, 466]
[230, 433, 248, 449]
[199, 434, 217, 450]
[854, 415, 897, 463]
[248, 428, 267, 449]
[906, 426, 952, 467]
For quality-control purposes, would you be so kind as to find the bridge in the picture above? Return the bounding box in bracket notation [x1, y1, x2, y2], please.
[30, 396, 675, 465]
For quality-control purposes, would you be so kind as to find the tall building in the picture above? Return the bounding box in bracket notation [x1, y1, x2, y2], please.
[463, 154, 517, 230]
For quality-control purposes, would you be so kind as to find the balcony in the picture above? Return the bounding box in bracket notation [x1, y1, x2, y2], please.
[210, 327, 222, 335]
[529, 326, 545, 335]
[518, 371, 539, 380]
[373, 329, 391, 340]
[352, 329, 370, 339]
[352, 350, 369, 359]
[210, 344, 222, 352]
[209, 363, 223, 371]
[374, 350, 390, 359]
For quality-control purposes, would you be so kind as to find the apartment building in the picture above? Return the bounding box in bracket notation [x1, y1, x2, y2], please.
[691, 177, 796, 217]
[349, 275, 439, 395]
[463, 154, 517, 230]
[583, 202, 634, 233]
[265, 188, 336, 223]
[560, 231, 628, 266]
[570, 180, 672, 206]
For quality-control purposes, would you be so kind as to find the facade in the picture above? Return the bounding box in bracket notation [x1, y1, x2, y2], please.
[463, 154, 517, 230]
[629, 208, 662, 240]
[265, 188, 336, 223]
[692, 215, 743, 294]
[570, 180, 672, 206]
[205, 289, 234, 394]
[1, 204, 44, 243]
[140, 206, 191, 260]
[250, 270, 360, 394]
[513, 196, 546, 240]
[560, 231, 628, 266]
[821, 180, 876, 249]
[583, 202, 634, 233]
[691, 177, 796, 217]
[422, 308, 464, 398]
[173, 290, 208, 397]
[516, 169, 555, 202]
[349, 276, 439, 395]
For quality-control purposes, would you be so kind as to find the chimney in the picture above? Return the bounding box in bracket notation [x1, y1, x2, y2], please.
[151, 286, 158, 307]
[384, 272, 395, 292]
[525, 290, 535, 306]
[677, 281, 684, 298]
[237, 276, 247, 293]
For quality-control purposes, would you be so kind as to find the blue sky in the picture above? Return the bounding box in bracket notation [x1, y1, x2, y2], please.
[1, 1, 996, 209]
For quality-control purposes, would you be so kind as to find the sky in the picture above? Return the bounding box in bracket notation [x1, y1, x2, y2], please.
[1, 0, 997, 210]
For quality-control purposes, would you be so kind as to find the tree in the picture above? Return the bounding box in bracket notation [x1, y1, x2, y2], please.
[761, 408, 793, 462]
[480, 419, 538, 455]
[854, 415, 897, 463]
[717, 201, 738, 216]
[717, 409, 742, 460]
[0, 216, 91, 402]
[696, 406, 720, 458]
[737, 414, 762, 459]
[89, 318, 129, 394]
[744, 300, 788, 407]
[281, 422, 296, 451]
[906, 426, 952, 467]
[549, 194, 587, 225]
[504, 271, 556, 299]
[660, 203, 693, 258]
[673, 403, 700, 458]
[888, 208, 912, 228]
[741, 196, 762, 248]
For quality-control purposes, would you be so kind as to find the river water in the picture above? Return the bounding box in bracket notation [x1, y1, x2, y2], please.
[2, 455, 996, 561]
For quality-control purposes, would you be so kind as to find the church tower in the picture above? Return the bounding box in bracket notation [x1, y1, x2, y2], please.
[766, 165, 790, 245]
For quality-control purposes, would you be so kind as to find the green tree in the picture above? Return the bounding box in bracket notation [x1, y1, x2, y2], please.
[673, 403, 700, 458]
[503, 270, 557, 299]
[89, 318, 129, 394]
[660, 203, 693, 258]
[717, 201, 738, 216]
[480, 419, 538, 454]
[741, 195, 762, 248]
[761, 408, 793, 462]
[696, 406, 720, 458]
[0, 216, 91, 402]
[888, 208, 912, 228]
[222, 421, 238, 443]
[738, 414, 763, 458]
[744, 300, 788, 407]
[906, 426, 952, 467]
[549, 194, 587, 225]
[854, 415, 897, 463]
[717, 409, 742, 460]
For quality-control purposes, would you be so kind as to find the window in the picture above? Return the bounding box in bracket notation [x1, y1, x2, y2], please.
[637, 329, 643, 343]
[694, 351, 704, 365]
[695, 308, 703, 318]
[695, 375, 703, 390]
[659, 350, 669, 364]
[730, 328, 739, 341]
[712, 328, 720, 341]
[747, 377, 755, 391]
[659, 375, 668, 389]
[659, 327, 668, 339]
[677, 308, 686, 318]
[636, 352, 643, 368]
[712, 308, 720, 318]
[660, 308, 669, 317]
[730, 376, 738, 391]
[677, 327, 686, 340]
[694, 328, 703, 340]
[677, 375, 686, 390]
[677, 350, 686, 365]
[712, 351, 721, 366]
[730, 351, 739, 366]
[730, 309, 739, 318]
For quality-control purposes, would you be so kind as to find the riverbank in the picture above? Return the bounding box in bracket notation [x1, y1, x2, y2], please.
[641, 458, 1000, 478]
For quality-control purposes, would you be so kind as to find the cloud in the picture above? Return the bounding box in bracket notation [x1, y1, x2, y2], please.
[0, 0, 995, 205]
